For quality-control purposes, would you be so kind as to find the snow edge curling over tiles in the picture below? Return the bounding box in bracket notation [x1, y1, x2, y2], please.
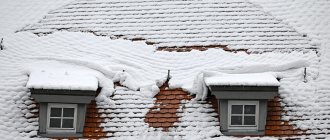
[0, 31, 319, 139]
[204, 72, 280, 87]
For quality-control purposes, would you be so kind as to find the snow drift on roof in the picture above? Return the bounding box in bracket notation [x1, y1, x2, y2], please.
[205, 73, 280, 86]
[21, 0, 314, 49]
[0, 31, 319, 139]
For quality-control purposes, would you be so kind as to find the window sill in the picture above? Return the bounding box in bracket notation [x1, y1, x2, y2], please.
[222, 130, 265, 136]
[39, 132, 83, 138]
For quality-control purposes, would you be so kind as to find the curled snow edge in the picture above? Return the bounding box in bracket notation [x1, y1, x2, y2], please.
[23, 57, 309, 104]
[23, 58, 167, 106]
[189, 59, 309, 101]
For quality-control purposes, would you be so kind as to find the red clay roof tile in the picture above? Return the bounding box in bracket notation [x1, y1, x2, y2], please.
[153, 123, 162, 127]
[264, 97, 304, 137]
[175, 95, 185, 100]
[159, 90, 172, 95]
[145, 87, 194, 130]
[146, 113, 154, 118]
[159, 109, 169, 114]
[168, 109, 177, 113]
[169, 100, 181, 104]
[161, 122, 172, 127]
[166, 95, 176, 100]
[155, 95, 167, 100]
[149, 118, 158, 123]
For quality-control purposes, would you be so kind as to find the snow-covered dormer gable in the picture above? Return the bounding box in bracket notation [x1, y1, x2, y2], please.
[27, 69, 98, 138]
[205, 73, 279, 136]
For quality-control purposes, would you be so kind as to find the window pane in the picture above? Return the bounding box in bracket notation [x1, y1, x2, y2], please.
[244, 105, 256, 114]
[63, 108, 74, 117]
[49, 118, 61, 128]
[231, 116, 242, 125]
[50, 108, 62, 117]
[244, 116, 256, 125]
[231, 105, 243, 114]
[62, 119, 74, 128]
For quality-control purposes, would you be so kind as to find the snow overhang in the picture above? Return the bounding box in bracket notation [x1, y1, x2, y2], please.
[209, 85, 278, 100]
[206, 73, 279, 100]
[205, 73, 280, 87]
[26, 68, 99, 103]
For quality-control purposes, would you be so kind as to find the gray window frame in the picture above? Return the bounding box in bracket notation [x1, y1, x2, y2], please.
[38, 103, 87, 138]
[228, 100, 259, 130]
[46, 103, 77, 133]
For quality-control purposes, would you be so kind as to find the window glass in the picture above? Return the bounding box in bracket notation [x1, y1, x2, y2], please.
[49, 118, 61, 128]
[231, 105, 243, 114]
[244, 105, 256, 114]
[50, 108, 62, 117]
[229, 101, 258, 128]
[48, 104, 76, 130]
[244, 116, 256, 125]
[62, 119, 74, 128]
[231, 116, 242, 125]
[63, 108, 74, 117]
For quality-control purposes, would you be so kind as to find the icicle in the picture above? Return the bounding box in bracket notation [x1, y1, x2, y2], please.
[303, 67, 307, 83]
[0, 38, 3, 50]
[167, 70, 171, 81]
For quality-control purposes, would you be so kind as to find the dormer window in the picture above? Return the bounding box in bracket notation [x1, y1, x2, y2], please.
[26, 69, 98, 138]
[205, 73, 279, 136]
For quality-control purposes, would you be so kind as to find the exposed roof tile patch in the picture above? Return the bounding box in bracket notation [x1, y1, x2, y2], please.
[156, 45, 230, 52]
[145, 89, 193, 131]
[84, 101, 107, 139]
[21, 0, 313, 49]
[265, 96, 304, 137]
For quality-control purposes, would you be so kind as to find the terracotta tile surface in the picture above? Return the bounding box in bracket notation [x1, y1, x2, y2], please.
[83, 101, 107, 139]
[144, 82, 221, 136]
[145, 87, 187, 131]
[206, 95, 220, 122]
[264, 96, 304, 137]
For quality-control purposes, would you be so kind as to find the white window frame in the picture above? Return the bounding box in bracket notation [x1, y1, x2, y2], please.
[228, 100, 259, 130]
[46, 103, 77, 133]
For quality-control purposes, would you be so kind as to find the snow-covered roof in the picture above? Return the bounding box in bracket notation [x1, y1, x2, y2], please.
[26, 69, 98, 91]
[0, 0, 329, 139]
[21, 0, 314, 49]
[205, 73, 280, 86]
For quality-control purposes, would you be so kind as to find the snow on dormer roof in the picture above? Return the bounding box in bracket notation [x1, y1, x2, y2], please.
[27, 68, 98, 91]
[205, 73, 280, 87]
